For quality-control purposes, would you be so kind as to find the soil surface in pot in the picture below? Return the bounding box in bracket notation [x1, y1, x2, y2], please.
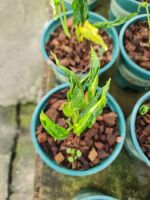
[36, 89, 121, 170]
[45, 18, 113, 73]
[124, 20, 150, 70]
[136, 101, 150, 159]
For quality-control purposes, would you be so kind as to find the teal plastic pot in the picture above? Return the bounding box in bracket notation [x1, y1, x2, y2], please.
[125, 91, 150, 167]
[41, 11, 119, 82]
[115, 14, 150, 90]
[73, 191, 117, 200]
[109, 0, 150, 32]
[31, 84, 126, 176]
[65, 0, 98, 10]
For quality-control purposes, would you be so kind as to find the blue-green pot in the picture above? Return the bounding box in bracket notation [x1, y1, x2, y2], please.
[41, 11, 119, 82]
[125, 91, 150, 167]
[65, 0, 98, 10]
[115, 14, 150, 90]
[109, 0, 150, 32]
[31, 84, 126, 176]
[73, 191, 117, 200]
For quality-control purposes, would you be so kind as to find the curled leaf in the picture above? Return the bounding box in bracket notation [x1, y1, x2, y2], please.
[73, 79, 111, 135]
[78, 21, 108, 51]
[88, 47, 100, 102]
[40, 111, 69, 140]
[94, 13, 138, 29]
[72, 0, 89, 25]
[52, 53, 86, 119]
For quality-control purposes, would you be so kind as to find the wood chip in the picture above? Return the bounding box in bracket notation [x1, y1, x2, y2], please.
[88, 148, 98, 162]
[55, 153, 65, 164]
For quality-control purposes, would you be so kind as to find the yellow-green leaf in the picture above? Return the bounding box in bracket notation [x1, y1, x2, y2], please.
[78, 21, 108, 51]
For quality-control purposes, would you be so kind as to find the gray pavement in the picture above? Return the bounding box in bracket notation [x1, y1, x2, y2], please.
[0, 0, 50, 106]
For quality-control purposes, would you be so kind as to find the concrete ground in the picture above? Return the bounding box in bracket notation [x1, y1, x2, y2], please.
[0, 0, 50, 106]
[0, 0, 150, 200]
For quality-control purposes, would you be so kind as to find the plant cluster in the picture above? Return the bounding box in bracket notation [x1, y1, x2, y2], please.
[40, 48, 111, 140]
[66, 148, 82, 163]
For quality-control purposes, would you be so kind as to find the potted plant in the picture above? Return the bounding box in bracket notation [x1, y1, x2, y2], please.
[116, 2, 150, 90]
[109, 0, 150, 31]
[125, 91, 150, 167]
[31, 49, 126, 176]
[64, 0, 98, 11]
[73, 191, 118, 200]
[41, 0, 121, 82]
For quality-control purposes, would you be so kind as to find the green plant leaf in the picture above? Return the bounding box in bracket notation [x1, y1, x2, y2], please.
[40, 111, 69, 140]
[138, 2, 150, 44]
[66, 148, 72, 154]
[73, 79, 111, 135]
[87, 47, 100, 102]
[60, 0, 71, 38]
[72, 0, 89, 25]
[49, 0, 61, 19]
[78, 21, 108, 51]
[73, 96, 106, 135]
[50, 0, 71, 38]
[68, 156, 74, 163]
[94, 12, 138, 29]
[70, 148, 76, 154]
[79, 90, 102, 119]
[52, 53, 85, 120]
[76, 150, 82, 158]
[139, 104, 150, 115]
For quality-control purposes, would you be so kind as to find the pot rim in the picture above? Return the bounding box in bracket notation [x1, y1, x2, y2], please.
[74, 195, 117, 200]
[40, 11, 119, 77]
[65, 0, 97, 5]
[119, 14, 150, 77]
[73, 191, 117, 200]
[127, 0, 150, 6]
[130, 91, 150, 166]
[31, 83, 126, 176]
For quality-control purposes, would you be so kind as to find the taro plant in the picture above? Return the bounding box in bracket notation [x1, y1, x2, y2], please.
[49, 0, 137, 52]
[72, 0, 108, 51]
[139, 104, 150, 115]
[40, 47, 111, 140]
[138, 2, 150, 44]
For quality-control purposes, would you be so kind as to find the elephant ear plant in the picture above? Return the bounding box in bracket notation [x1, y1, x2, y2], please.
[40, 48, 110, 139]
[46, 0, 136, 74]
[49, 0, 108, 49]
[36, 48, 121, 170]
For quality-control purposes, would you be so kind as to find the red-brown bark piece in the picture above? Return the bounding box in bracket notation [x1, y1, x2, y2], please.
[103, 112, 117, 126]
[37, 132, 48, 144]
[45, 108, 59, 122]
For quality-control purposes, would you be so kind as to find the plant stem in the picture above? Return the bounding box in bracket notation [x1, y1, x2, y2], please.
[75, 25, 81, 42]
[60, 0, 71, 38]
[138, 2, 150, 45]
[145, 5, 150, 45]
